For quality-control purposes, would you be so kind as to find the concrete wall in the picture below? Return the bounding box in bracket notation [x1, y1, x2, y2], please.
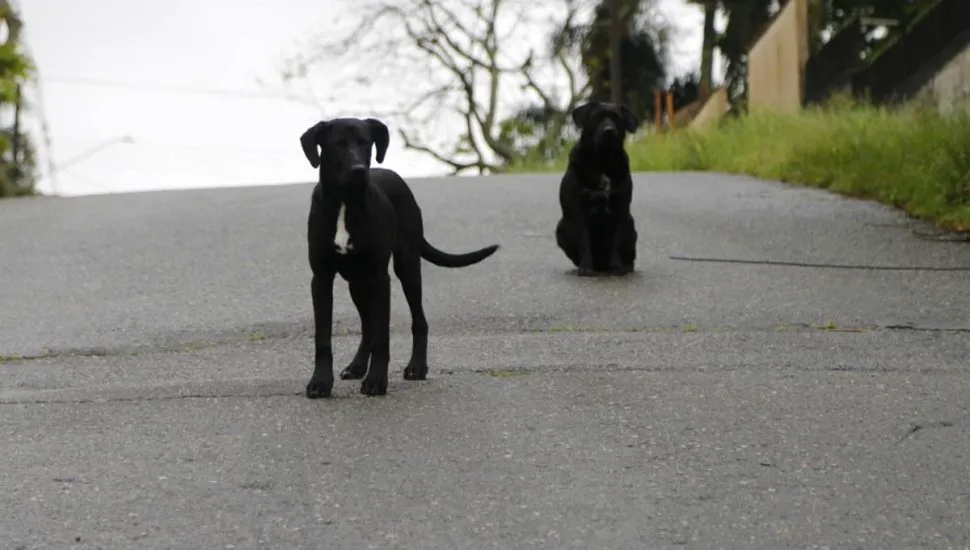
[916, 34, 970, 113]
[689, 88, 730, 130]
[746, 0, 809, 113]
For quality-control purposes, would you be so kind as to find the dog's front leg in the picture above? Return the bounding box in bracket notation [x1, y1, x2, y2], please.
[339, 281, 372, 380]
[360, 272, 391, 396]
[306, 271, 337, 398]
[577, 223, 596, 276]
[607, 222, 629, 275]
[607, 215, 635, 275]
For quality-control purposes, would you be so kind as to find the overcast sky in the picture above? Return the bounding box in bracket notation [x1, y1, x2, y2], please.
[19, 0, 711, 196]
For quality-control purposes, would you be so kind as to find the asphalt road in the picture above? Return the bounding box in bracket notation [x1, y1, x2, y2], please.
[1, 172, 969, 549]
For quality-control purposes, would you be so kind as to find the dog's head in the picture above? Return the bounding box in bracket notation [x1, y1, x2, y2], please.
[571, 101, 639, 155]
[299, 117, 390, 189]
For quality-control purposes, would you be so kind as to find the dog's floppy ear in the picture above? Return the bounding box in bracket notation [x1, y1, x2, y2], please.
[300, 121, 328, 168]
[571, 102, 597, 128]
[619, 104, 639, 133]
[365, 118, 390, 164]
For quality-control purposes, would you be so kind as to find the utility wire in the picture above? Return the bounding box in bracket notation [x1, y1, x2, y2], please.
[41, 75, 311, 101]
[51, 137, 296, 154]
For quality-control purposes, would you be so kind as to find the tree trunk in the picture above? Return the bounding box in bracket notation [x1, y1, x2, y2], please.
[608, 0, 623, 104]
[699, 0, 717, 98]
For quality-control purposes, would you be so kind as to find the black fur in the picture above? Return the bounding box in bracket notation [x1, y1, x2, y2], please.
[301, 117, 500, 398]
[555, 101, 639, 276]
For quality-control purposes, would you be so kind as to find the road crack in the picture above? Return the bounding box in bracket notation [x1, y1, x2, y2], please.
[2, 322, 968, 366]
[668, 255, 970, 272]
[898, 420, 957, 443]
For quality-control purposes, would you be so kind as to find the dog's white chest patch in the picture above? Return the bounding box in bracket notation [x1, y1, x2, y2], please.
[334, 203, 353, 254]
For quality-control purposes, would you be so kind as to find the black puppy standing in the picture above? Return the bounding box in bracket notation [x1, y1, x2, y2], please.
[300, 117, 499, 398]
[555, 101, 639, 276]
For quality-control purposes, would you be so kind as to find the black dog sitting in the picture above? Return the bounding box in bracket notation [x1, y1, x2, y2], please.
[300, 117, 500, 398]
[555, 101, 639, 276]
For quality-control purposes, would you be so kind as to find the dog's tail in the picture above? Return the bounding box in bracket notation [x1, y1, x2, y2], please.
[421, 239, 500, 268]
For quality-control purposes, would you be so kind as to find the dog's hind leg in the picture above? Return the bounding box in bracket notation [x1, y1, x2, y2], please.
[306, 272, 337, 398]
[339, 281, 372, 381]
[394, 253, 429, 381]
[360, 272, 392, 396]
[555, 218, 581, 268]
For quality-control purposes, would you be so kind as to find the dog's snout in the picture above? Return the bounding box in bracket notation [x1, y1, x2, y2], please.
[347, 164, 368, 184]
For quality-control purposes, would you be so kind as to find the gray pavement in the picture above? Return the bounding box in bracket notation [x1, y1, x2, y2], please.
[1, 172, 969, 549]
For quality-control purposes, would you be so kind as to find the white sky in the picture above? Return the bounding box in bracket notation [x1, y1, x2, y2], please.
[19, 0, 713, 196]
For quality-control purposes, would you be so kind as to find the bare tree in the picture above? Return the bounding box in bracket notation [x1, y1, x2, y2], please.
[275, 0, 594, 174]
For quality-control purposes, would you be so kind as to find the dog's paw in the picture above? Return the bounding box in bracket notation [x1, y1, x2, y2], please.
[360, 375, 388, 396]
[609, 264, 633, 276]
[403, 361, 428, 381]
[339, 362, 367, 380]
[305, 377, 333, 399]
[577, 267, 597, 277]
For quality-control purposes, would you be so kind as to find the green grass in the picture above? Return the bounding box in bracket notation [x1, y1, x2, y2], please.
[511, 96, 970, 231]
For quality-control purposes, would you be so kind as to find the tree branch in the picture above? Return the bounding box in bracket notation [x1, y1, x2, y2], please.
[399, 129, 496, 175]
[271, 0, 594, 172]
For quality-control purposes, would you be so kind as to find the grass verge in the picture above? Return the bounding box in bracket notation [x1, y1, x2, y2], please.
[511, 96, 970, 231]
